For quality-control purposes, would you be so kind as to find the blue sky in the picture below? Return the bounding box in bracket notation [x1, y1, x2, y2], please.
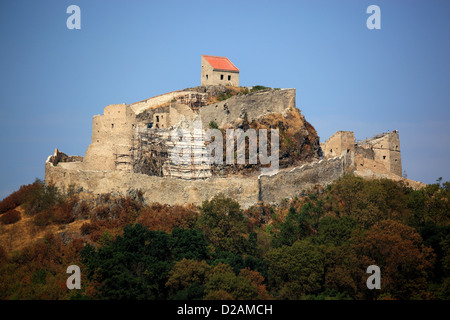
[0, 0, 449, 199]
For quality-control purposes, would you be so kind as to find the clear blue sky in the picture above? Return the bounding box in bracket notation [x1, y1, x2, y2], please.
[0, 0, 449, 199]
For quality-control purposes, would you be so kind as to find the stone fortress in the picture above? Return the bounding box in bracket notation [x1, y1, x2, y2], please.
[45, 55, 425, 209]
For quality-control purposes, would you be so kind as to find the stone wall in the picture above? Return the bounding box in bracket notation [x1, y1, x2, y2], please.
[322, 131, 355, 160]
[45, 162, 259, 209]
[130, 90, 207, 115]
[135, 102, 198, 130]
[356, 132, 402, 177]
[259, 153, 353, 205]
[83, 104, 136, 171]
[45, 152, 355, 209]
[199, 88, 296, 128]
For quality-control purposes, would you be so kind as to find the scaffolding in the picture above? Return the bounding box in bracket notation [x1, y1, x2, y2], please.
[175, 93, 208, 113]
[131, 125, 212, 179]
[114, 144, 133, 172]
[131, 127, 169, 176]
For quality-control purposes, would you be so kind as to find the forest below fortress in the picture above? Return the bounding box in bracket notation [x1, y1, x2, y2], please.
[0, 175, 449, 300]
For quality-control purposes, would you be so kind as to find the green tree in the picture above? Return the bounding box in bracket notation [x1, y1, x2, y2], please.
[203, 263, 258, 300]
[196, 194, 254, 255]
[330, 175, 409, 228]
[81, 223, 173, 299]
[166, 259, 211, 300]
[273, 206, 309, 247]
[315, 215, 358, 246]
[170, 228, 209, 261]
[407, 182, 450, 227]
[265, 239, 326, 299]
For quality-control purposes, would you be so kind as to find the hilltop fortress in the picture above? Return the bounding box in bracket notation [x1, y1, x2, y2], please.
[45, 56, 425, 208]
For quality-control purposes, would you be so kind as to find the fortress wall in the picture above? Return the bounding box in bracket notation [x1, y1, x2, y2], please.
[356, 132, 402, 177]
[134, 102, 200, 129]
[130, 91, 206, 115]
[354, 153, 388, 175]
[45, 154, 352, 209]
[199, 88, 296, 128]
[130, 91, 182, 114]
[387, 133, 402, 176]
[45, 163, 259, 209]
[83, 104, 136, 171]
[322, 131, 355, 159]
[259, 153, 353, 205]
[46, 146, 419, 208]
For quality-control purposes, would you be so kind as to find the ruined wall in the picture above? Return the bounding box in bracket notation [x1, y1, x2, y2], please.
[135, 102, 198, 130]
[45, 152, 355, 209]
[199, 88, 296, 128]
[45, 162, 258, 209]
[322, 131, 355, 159]
[259, 153, 354, 205]
[83, 104, 136, 171]
[130, 91, 207, 115]
[321, 131, 403, 178]
[356, 132, 402, 177]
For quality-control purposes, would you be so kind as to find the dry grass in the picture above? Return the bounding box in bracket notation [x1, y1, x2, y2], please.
[0, 205, 88, 253]
[207, 86, 249, 104]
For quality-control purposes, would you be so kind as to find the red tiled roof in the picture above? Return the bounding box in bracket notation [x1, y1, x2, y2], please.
[202, 55, 239, 72]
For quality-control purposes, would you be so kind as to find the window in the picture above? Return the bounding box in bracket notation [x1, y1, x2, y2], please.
[206, 74, 208, 79]
[156, 115, 159, 122]
[220, 74, 224, 80]
[330, 149, 333, 153]
[111, 123, 114, 128]
[347, 149, 350, 153]
[228, 75, 231, 81]
[147, 122, 153, 129]
[383, 156, 386, 159]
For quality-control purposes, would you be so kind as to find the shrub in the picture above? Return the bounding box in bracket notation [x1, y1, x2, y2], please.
[217, 92, 233, 101]
[250, 85, 269, 93]
[53, 204, 75, 224]
[0, 209, 21, 225]
[33, 209, 53, 227]
[209, 121, 219, 129]
[73, 201, 91, 220]
[80, 222, 91, 235]
[0, 181, 41, 214]
[23, 180, 61, 216]
[92, 205, 110, 221]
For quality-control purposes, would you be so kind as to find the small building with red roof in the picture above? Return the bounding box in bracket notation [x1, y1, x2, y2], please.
[201, 55, 239, 87]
